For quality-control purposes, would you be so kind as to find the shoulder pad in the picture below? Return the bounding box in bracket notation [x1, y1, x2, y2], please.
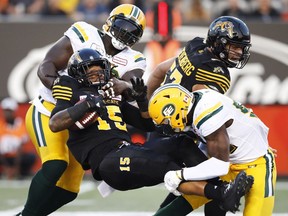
[185, 37, 206, 53]
[52, 76, 79, 101]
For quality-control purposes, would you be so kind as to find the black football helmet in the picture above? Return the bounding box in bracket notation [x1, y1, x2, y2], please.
[206, 16, 251, 69]
[67, 48, 111, 87]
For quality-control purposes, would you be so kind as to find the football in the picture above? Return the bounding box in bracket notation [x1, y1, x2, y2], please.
[69, 99, 99, 130]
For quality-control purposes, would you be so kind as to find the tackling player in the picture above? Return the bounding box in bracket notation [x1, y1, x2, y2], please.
[145, 15, 252, 215]
[49, 48, 252, 214]
[149, 84, 276, 216]
[17, 4, 146, 216]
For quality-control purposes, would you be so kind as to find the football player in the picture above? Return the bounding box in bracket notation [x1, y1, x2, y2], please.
[18, 4, 146, 216]
[144, 15, 252, 215]
[147, 15, 251, 99]
[148, 84, 276, 216]
[101, 15, 252, 215]
[49, 48, 252, 214]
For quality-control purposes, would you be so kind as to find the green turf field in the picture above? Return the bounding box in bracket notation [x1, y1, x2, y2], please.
[0, 177, 287, 215]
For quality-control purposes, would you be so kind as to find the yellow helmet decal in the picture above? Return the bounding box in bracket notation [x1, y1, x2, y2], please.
[110, 4, 146, 30]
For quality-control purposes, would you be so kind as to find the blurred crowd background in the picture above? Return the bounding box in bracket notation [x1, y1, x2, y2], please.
[0, 0, 288, 23]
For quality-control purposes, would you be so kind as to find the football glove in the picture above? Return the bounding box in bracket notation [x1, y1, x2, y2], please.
[130, 77, 147, 102]
[164, 170, 184, 196]
[85, 94, 105, 117]
[155, 124, 175, 136]
[101, 80, 115, 98]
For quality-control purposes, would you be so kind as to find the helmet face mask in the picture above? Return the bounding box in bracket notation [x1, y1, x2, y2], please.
[110, 16, 143, 47]
[207, 16, 251, 69]
[148, 84, 193, 132]
[103, 4, 146, 49]
[68, 48, 111, 88]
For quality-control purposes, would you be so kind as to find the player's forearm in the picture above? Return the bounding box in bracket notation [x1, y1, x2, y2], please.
[49, 110, 74, 132]
[49, 101, 90, 132]
[147, 72, 164, 99]
[147, 57, 175, 99]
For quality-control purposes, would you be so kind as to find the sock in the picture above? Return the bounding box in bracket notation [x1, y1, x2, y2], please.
[159, 193, 178, 209]
[205, 200, 226, 216]
[22, 160, 67, 216]
[204, 183, 222, 200]
[44, 186, 77, 215]
[154, 196, 193, 216]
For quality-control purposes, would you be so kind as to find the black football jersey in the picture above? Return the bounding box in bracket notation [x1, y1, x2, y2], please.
[162, 37, 231, 94]
[52, 75, 131, 168]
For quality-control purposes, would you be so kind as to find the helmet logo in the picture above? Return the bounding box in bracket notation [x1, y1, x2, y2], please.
[213, 21, 234, 39]
[162, 104, 175, 116]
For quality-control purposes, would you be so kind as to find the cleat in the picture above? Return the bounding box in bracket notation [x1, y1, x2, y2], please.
[219, 171, 251, 213]
[245, 175, 254, 194]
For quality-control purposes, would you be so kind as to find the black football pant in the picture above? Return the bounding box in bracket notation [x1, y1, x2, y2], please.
[98, 143, 181, 191]
[97, 134, 209, 191]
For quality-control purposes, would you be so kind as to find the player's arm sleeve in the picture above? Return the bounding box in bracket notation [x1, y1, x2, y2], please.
[50, 99, 71, 118]
[51, 75, 78, 117]
[182, 157, 230, 180]
[64, 21, 89, 51]
[195, 64, 231, 94]
[120, 101, 155, 132]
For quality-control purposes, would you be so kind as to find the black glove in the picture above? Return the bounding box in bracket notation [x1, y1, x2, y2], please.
[130, 77, 147, 102]
[85, 94, 105, 117]
[155, 124, 175, 136]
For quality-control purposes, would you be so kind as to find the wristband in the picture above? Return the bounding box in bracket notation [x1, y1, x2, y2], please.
[137, 99, 148, 112]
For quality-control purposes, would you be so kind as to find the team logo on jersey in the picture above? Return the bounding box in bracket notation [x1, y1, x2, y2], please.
[213, 21, 234, 39]
[53, 77, 60, 86]
[213, 67, 225, 74]
[162, 104, 175, 116]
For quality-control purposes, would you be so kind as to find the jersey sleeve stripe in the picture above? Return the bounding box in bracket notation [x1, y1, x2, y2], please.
[196, 72, 230, 90]
[52, 92, 72, 100]
[195, 75, 228, 93]
[194, 102, 223, 129]
[52, 85, 73, 100]
[72, 23, 88, 43]
[52, 85, 73, 91]
[198, 68, 230, 86]
[53, 96, 71, 101]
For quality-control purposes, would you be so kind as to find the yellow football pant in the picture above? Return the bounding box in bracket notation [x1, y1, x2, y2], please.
[184, 150, 276, 216]
[25, 101, 84, 193]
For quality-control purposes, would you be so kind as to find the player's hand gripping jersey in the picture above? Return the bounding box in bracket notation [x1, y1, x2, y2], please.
[162, 37, 231, 94]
